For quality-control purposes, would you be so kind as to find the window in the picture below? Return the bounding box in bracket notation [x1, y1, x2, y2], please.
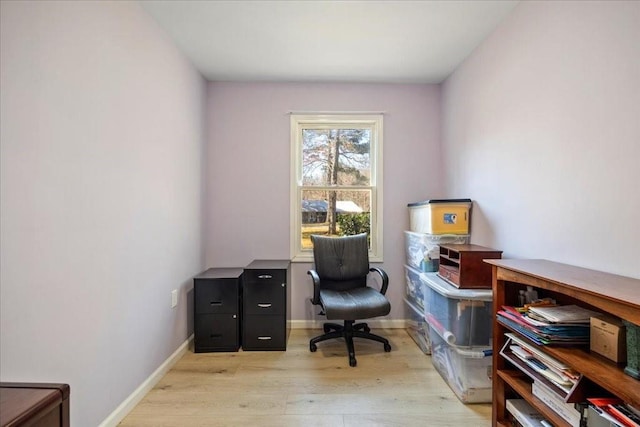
[290, 114, 383, 262]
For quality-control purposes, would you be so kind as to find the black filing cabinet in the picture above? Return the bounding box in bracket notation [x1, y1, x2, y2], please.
[242, 260, 290, 350]
[193, 268, 243, 352]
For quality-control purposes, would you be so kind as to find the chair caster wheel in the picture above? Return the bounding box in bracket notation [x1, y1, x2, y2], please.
[323, 324, 332, 333]
[384, 343, 391, 352]
[349, 357, 357, 367]
[310, 343, 317, 352]
[364, 325, 371, 333]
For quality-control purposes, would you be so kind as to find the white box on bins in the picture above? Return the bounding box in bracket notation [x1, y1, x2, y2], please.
[408, 199, 472, 234]
[421, 272, 493, 348]
[429, 323, 493, 403]
[404, 264, 425, 310]
[404, 231, 469, 272]
[405, 298, 431, 354]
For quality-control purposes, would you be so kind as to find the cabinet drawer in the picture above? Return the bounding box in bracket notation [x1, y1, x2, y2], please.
[194, 278, 239, 314]
[194, 313, 239, 352]
[242, 315, 286, 350]
[438, 264, 460, 286]
[244, 282, 285, 315]
[243, 269, 286, 285]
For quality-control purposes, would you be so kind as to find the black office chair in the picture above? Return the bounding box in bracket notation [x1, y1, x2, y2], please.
[307, 233, 391, 367]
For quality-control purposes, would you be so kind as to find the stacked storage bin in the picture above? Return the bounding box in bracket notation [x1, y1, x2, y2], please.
[421, 272, 493, 403]
[404, 199, 472, 355]
[404, 262, 431, 354]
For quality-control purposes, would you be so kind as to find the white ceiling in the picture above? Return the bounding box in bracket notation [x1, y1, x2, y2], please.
[141, 0, 519, 84]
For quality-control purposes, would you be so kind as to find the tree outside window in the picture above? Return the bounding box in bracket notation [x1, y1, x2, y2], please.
[291, 114, 383, 262]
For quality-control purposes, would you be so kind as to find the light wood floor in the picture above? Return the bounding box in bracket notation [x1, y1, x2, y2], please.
[119, 329, 491, 426]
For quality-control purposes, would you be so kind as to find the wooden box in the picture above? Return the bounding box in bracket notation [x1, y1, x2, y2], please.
[438, 244, 502, 289]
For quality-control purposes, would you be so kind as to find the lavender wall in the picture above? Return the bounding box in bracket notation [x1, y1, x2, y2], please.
[442, 1, 640, 278]
[0, 2, 206, 425]
[206, 82, 442, 321]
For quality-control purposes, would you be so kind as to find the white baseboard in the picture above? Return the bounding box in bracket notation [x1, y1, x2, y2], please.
[98, 334, 194, 427]
[290, 319, 407, 329]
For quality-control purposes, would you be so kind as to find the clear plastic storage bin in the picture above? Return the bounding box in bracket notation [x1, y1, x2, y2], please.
[405, 298, 430, 354]
[421, 272, 493, 348]
[404, 264, 425, 309]
[404, 231, 469, 272]
[429, 324, 493, 403]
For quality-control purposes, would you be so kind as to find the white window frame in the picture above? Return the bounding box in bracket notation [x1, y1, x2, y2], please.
[290, 113, 383, 262]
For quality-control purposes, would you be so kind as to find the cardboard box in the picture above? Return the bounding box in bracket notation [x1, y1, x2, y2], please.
[590, 315, 626, 363]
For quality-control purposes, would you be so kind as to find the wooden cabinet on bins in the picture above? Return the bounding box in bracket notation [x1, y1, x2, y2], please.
[193, 268, 243, 353]
[242, 260, 291, 351]
[439, 244, 502, 289]
[486, 259, 640, 427]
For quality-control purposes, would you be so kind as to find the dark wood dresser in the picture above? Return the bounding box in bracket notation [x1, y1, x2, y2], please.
[0, 383, 70, 427]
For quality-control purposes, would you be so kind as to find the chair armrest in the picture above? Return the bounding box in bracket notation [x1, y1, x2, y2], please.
[307, 269, 321, 305]
[369, 267, 389, 295]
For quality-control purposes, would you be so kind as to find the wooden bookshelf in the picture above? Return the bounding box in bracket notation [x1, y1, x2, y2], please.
[486, 259, 640, 426]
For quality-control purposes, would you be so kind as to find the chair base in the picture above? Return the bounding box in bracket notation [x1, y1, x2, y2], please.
[309, 320, 391, 367]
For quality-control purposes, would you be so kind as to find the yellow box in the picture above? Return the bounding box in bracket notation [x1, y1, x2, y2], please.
[590, 315, 626, 363]
[408, 199, 472, 234]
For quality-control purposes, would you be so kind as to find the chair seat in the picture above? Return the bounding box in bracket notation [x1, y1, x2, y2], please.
[320, 287, 391, 320]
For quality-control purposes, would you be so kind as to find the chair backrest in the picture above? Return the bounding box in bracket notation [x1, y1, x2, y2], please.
[310, 233, 370, 291]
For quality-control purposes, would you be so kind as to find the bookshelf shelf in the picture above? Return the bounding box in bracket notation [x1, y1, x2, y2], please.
[498, 370, 572, 427]
[543, 342, 640, 404]
[487, 259, 640, 426]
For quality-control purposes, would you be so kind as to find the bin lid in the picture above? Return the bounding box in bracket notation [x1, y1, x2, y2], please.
[404, 230, 470, 241]
[420, 272, 492, 301]
[407, 198, 472, 208]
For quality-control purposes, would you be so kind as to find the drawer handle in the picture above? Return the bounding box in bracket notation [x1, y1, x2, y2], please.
[258, 274, 272, 279]
[257, 336, 272, 340]
[210, 301, 222, 306]
[210, 334, 222, 338]
[258, 303, 272, 308]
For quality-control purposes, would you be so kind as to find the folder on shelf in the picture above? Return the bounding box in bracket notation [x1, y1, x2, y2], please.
[528, 305, 602, 324]
[506, 342, 576, 392]
[498, 306, 590, 346]
[500, 334, 586, 403]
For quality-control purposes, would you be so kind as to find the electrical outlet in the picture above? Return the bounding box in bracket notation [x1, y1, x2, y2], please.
[171, 289, 178, 308]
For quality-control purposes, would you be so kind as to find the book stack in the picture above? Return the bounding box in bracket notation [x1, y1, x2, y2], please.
[532, 381, 582, 427]
[497, 304, 601, 346]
